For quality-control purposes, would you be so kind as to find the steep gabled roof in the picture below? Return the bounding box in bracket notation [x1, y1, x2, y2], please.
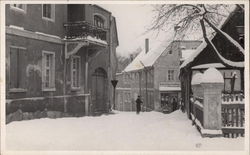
[123, 39, 172, 72]
[180, 5, 244, 70]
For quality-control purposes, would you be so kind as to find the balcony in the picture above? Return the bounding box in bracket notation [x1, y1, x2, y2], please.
[63, 21, 108, 46]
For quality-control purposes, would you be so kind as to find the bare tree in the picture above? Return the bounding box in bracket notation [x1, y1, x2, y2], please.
[149, 4, 244, 67]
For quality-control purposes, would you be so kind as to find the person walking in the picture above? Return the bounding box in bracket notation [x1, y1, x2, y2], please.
[136, 96, 143, 114]
[172, 98, 177, 111]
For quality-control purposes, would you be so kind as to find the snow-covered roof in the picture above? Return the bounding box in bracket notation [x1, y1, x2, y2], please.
[123, 40, 171, 72]
[180, 5, 242, 69]
[123, 50, 145, 72]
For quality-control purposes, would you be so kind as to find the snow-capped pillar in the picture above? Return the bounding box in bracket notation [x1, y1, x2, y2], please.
[201, 68, 224, 132]
[191, 73, 203, 98]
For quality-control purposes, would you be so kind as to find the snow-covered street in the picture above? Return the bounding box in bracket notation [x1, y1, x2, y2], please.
[6, 110, 244, 151]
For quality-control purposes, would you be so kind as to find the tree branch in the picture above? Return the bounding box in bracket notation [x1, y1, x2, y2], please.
[200, 19, 244, 68]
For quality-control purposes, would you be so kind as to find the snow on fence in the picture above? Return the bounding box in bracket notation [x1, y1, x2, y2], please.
[190, 96, 204, 127]
[221, 93, 244, 138]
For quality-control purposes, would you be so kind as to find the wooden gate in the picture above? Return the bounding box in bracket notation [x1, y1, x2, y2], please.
[91, 68, 108, 113]
[221, 93, 244, 138]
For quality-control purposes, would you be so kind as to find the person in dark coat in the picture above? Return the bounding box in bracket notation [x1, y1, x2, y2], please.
[136, 96, 143, 114]
[173, 98, 177, 111]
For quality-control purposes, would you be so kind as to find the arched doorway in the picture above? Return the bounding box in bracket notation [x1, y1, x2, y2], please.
[91, 67, 108, 113]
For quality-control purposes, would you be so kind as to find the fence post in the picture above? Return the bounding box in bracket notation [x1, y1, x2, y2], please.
[201, 68, 224, 131]
[85, 94, 89, 116]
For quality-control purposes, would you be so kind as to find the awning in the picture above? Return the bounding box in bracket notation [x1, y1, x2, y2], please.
[159, 86, 181, 92]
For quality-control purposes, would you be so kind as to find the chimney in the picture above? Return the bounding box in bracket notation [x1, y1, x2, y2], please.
[145, 38, 149, 54]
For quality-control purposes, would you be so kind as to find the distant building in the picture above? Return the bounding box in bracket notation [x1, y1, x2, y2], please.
[6, 4, 119, 120]
[115, 39, 201, 112]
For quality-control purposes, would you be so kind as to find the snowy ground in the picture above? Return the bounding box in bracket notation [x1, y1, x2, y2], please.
[6, 110, 244, 151]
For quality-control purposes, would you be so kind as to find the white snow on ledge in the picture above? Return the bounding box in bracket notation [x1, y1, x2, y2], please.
[194, 100, 203, 108]
[66, 36, 107, 45]
[86, 36, 107, 45]
[202, 67, 224, 83]
[9, 25, 24, 30]
[35, 32, 61, 39]
[202, 129, 223, 135]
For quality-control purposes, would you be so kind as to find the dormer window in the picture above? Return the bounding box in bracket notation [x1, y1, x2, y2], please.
[94, 15, 104, 28]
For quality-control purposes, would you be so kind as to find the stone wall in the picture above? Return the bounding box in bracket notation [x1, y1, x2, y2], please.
[6, 95, 88, 124]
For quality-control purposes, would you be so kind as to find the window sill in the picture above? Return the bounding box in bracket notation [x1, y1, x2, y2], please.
[42, 88, 56, 92]
[42, 17, 54, 22]
[71, 87, 81, 91]
[9, 88, 27, 93]
[10, 6, 26, 14]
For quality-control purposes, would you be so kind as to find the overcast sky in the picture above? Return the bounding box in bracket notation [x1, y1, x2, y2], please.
[100, 4, 170, 58]
[99, 4, 234, 58]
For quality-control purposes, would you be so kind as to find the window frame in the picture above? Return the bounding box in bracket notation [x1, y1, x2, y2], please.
[42, 4, 55, 22]
[9, 46, 27, 92]
[42, 50, 55, 91]
[70, 55, 81, 90]
[93, 14, 105, 28]
[167, 70, 175, 81]
[10, 4, 27, 13]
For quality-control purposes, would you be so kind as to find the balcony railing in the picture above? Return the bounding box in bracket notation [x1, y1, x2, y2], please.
[64, 21, 107, 41]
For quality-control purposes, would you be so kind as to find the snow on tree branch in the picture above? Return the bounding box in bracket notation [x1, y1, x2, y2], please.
[200, 19, 244, 68]
[203, 17, 244, 54]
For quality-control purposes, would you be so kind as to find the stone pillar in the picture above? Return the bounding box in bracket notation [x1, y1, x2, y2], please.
[85, 95, 89, 116]
[191, 72, 203, 98]
[201, 83, 223, 129]
[201, 68, 224, 130]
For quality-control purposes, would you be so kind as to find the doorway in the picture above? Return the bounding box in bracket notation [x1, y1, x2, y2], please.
[91, 67, 108, 113]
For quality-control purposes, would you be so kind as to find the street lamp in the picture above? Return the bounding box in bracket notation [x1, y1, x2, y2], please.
[111, 79, 118, 110]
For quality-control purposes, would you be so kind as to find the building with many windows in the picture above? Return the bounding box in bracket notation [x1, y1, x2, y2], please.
[115, 39, 201, 113]
[6, 4, 119, 122]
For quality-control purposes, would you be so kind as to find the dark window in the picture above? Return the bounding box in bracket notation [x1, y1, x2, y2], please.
[43, 4, 52, 19]
[94, 15, 104, 28]
[9, 47, 27, 89]
[71, 56, 81, 88]
[168, 70, 174, 81]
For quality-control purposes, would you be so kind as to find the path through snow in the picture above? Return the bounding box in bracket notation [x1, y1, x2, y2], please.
[6, 110, 244, 151]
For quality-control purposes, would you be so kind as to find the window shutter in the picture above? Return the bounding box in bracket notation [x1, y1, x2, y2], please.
[52, 5, 55, 21]
[52, 53, 55, 88]
[18, 49, 27, 89]
[10, 48, 18, 88]
[42, 52, 45, 89]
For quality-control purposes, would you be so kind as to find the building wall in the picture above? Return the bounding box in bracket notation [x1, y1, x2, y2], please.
[153, 41, 201, 110]
[6, 4, 118, 117]
[115, 41, 201, 112]
[6, 4, 67, 38]
[6, 34, 65, 99]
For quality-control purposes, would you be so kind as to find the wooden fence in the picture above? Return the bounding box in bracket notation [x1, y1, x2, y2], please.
[221, 93, 244, 138]
[190, 96, 204, 127]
